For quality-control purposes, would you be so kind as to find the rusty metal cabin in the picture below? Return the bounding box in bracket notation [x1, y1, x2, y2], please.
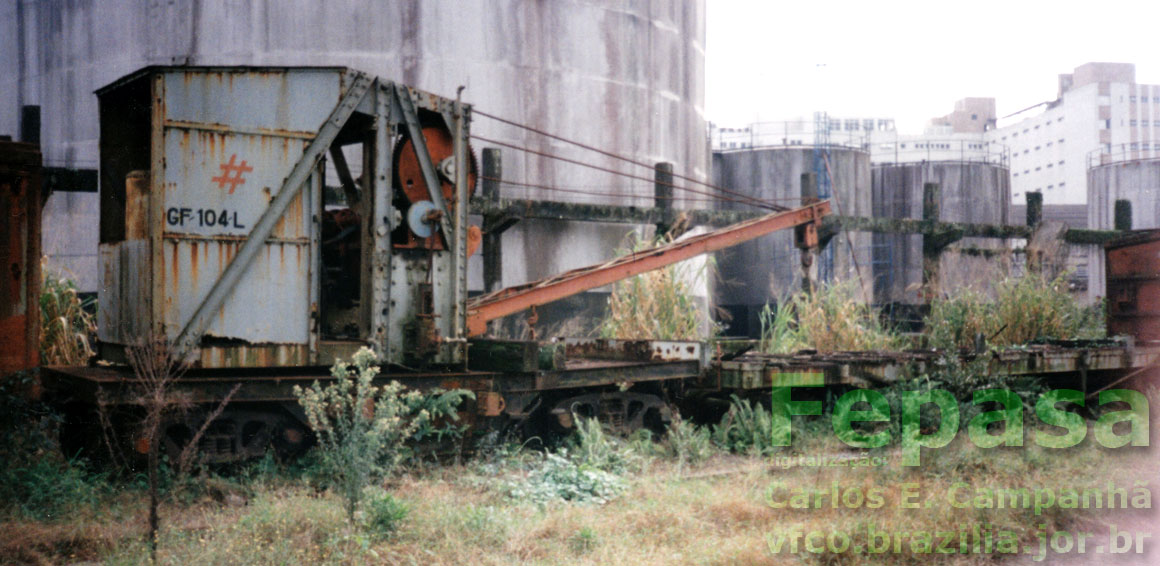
[1106, 230, 1160, 342]
[0, 141, 42, 376]
[96, 67, 474, 369]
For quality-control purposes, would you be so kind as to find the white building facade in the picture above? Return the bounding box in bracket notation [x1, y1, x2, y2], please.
[987, 62, 1160, 205]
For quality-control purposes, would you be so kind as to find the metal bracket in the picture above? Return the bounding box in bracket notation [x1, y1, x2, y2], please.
[174, 71, 375, 356]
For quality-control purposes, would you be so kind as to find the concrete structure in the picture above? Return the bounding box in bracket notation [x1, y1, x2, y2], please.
[871, 162, 1010, 305]
[0, 1, 708, 303]
[711, 146, 872, 337]
[710, 115, 893, 151]
[988, 62, 1160, 205]
[714, 101, 1007, 167]
[869, 98, 1005, 166]
[1087, 158, 1160, 299]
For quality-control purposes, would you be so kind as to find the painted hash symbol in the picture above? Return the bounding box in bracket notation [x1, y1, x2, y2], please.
[211, 154, 253, 194]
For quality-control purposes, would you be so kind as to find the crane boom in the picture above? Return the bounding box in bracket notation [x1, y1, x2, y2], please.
[466, 200, 831, 336]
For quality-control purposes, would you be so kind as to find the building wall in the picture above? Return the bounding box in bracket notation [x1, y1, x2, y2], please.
[0, 0, 708, 300]
[988, 63, 1160, 206]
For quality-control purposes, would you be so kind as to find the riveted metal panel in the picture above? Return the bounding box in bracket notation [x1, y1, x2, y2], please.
[0, 141, 41, 375]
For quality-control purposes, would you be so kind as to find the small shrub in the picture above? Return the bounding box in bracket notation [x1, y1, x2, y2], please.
[294, 347, 471, 522]
[570, 526, 599, 554]
[363, 487, 409, 538]
[505, 451, 627, 506]
[0, 371, 104, 521]
[666, 416, 715, 469]
[569, 416, 633, 473]
[712, 396, 785, 456]
[0, 455, 105, 520]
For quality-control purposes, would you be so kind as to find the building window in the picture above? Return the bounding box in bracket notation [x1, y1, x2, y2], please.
[1130, 96, 1137, 103]
[1048, 184, 1054, 189]
[1023, 129, 1029, 134]
[1014, 172, 1020, 177]
[1035, 167, 1041, 171]
[1059, 138, 1065, 143]
[1059, 182, 1065, 187]
[1047, 163, 1053, 168]
[1059, 160, 1065, 165]
[1131, 120, 1138, 126]
[1035, 146, 1041, 151]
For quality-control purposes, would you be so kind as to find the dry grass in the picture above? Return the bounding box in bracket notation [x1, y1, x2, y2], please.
[760, 281, 904, 353]
[39, 269, 96, 365]
[599, 232, 716, 341]
[4, 433, 1143, 566]
[926, 271, 1104, 350]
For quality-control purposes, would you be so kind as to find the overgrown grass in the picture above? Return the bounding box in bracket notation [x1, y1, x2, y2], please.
[926, 271, 1105, 349]
[39, 270, 97, 365]
[0, 372, 108, 522]
[759, 281, 904, 353]
[599, 231, 717, 341]
[12, 434, 1130, 566]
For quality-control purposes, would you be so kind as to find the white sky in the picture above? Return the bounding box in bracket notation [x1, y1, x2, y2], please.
[705, 0, 1160, 133]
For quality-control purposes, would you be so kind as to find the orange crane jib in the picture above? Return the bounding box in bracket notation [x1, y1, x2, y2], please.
[465, 200, 832, 336]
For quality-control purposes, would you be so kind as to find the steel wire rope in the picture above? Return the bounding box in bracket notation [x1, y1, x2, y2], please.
[479, 175, 806, 206]
[469, 133, 789, 212]
[474, 109, 791, 211]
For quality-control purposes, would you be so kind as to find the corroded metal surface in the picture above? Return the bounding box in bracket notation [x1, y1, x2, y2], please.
[466, 201, 831, 335]
[0, 141, 41, 376]
[713, 342, 1158, 390]
[1105, 230, 1160, 341]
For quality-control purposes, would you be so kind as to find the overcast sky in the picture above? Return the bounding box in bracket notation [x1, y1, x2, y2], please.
[705, 0, 1160, 133]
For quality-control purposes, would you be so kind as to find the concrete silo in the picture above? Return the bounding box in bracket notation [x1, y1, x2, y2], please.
[1087, 157, 1160, 299]
[711, 146, 873, 337]
[871, 161, 1010, 306]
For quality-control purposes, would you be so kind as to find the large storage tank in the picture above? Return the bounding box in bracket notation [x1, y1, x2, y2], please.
[1087, 158, 1160, 300]
[871, 162, 1010, 305]
[711, 147, 873, 337]
[1, 0, 708, 324]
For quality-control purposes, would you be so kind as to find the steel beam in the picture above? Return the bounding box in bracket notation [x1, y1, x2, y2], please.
[465, 201, 831, 336]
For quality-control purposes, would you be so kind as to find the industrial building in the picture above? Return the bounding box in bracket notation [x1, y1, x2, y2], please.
[988, 62, 1160, 205]
[0, 0, 709, 318]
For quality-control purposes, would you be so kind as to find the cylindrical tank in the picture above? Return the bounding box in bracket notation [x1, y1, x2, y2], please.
[1086, 158, 1160, 299]
[871, 162, 1010, 305]
[4, 1, 708, 314]
[711, 147, 873, 337]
